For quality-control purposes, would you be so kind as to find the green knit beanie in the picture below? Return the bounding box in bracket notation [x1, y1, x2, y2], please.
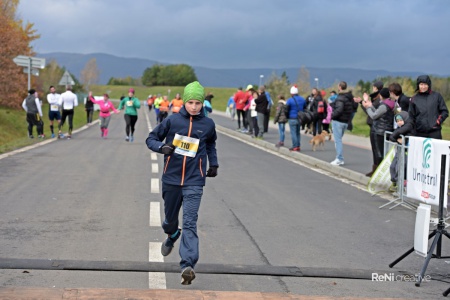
[183, 81, 205, 104]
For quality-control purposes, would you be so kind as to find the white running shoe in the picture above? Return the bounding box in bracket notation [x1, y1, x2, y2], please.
[330, 159, 344, 166]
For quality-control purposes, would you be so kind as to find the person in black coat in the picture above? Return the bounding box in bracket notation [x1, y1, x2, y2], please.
[407, 75, 448, 139]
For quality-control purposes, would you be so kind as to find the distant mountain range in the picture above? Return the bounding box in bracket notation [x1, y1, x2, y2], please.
[39, 52, 431, 88]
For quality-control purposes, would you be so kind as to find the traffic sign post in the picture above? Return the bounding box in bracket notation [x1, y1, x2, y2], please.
[13, 55, 46, 90]
[58, 70, 75, 86]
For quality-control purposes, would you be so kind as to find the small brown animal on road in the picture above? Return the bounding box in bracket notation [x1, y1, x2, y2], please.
[309, 131, 327, 151]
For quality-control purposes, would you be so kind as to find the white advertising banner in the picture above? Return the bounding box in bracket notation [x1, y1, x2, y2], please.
[406, 137, 450, 206]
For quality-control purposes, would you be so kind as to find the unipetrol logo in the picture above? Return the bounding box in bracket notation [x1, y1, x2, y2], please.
[422, 138, 432, 169]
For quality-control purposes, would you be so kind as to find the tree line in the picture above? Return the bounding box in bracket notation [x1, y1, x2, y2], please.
[107, 64, 198, 87]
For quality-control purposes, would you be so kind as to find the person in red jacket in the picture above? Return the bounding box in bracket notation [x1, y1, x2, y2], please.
[233, 87, 249, 132]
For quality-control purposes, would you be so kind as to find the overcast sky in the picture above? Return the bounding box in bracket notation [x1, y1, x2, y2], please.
[17, 0, 450, 76]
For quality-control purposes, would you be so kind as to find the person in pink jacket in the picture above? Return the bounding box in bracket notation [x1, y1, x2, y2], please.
[89, 93, 119, 138]
[322, 91, 335, 140]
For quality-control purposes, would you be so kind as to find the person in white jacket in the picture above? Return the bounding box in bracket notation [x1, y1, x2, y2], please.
[22, 89, 44, 138]
[58, 85, 78, 139]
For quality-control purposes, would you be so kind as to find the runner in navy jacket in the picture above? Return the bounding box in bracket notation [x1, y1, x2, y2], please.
[145, 81, 218, 286]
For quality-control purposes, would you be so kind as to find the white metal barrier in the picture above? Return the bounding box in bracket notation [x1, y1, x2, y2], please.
[379, 131, 416, 210]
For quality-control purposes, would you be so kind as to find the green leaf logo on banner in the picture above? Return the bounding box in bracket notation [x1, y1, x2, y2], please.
[422, 138, 432, 169]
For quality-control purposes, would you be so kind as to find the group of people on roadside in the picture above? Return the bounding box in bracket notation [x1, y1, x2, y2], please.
[272, 85, 336, 151]
[264, 74, 448, 185]
[232, 85, 273, 139]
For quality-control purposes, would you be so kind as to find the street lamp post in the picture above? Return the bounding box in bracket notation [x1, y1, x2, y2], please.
[259, 75, 264, 87]
[314, 78, 319, 89]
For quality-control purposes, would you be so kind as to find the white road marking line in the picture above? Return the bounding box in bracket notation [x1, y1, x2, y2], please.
[152, 163, 159, 173]
[151, 178, 160, 194]
[151, 153, 157, 160]
[150, 201, 161, 227]
[149, 242, 166, 289]
[144, 107, 153, 132]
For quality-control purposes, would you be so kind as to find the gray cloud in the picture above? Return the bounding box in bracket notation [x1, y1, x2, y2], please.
[18, 0, 450, 75]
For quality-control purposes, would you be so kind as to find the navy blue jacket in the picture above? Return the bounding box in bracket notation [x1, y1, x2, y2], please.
[146, 106, 218, 186]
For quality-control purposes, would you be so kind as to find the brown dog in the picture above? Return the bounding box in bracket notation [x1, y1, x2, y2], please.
[309, 131, 327, 151]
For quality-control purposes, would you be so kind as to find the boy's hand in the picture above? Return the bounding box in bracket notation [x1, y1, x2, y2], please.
[161, 144, 175, 155]
[206, 166, 218, 177]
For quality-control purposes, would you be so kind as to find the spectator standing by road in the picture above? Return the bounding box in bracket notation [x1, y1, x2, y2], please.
[22, 89, 44, 139]
[285, 85, 306, 152]
[309, 88, 327, 136]
[205, 92, 214, 105]
[330, 81, 354, 166]
[226, 95, 236, 120]
[254, 86, 268, 139]
[274, 95, 288, 147]
[233, 87, 248, 132]
[203, 97, 213, 117]
[388, 83, 410, 116]
[407, 75, 448, 139]
[85, 91, 94, 125]
[89, 93, 119, 139]
[389, 112, 415, 189]
[303, 92, 315, 134]
[146, 81, 218, 286]
[262, 85, 273, 133]
[245, 85, 257, 135]
[46, 85, 62, 138]
[118, 88, 140, 142]
[59, 85, 78, 139]
[360, 81, 383, 176]
[356, 88, 395, 173]
[322, 94, 333, 138]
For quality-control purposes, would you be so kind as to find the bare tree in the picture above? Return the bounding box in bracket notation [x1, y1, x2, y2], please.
[80, 58, 100, 91]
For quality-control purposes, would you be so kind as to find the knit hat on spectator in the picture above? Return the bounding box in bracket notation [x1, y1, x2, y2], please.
[373, 81, 384, 90]
[395, 114, 404, 122]
[129, 88, 135, 94]
[290, 85, 298, 94]
[183, 81, 205, 104]
[246, 84, 254, 91]
[379, 87, 390, 99]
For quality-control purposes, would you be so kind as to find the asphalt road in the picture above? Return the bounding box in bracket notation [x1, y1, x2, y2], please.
[0, 107, 449, 299]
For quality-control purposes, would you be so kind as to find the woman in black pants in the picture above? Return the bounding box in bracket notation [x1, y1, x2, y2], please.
[118, 88, 141, 142]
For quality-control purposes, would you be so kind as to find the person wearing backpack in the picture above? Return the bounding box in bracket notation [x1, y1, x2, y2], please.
[309, 88, 327, 136]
